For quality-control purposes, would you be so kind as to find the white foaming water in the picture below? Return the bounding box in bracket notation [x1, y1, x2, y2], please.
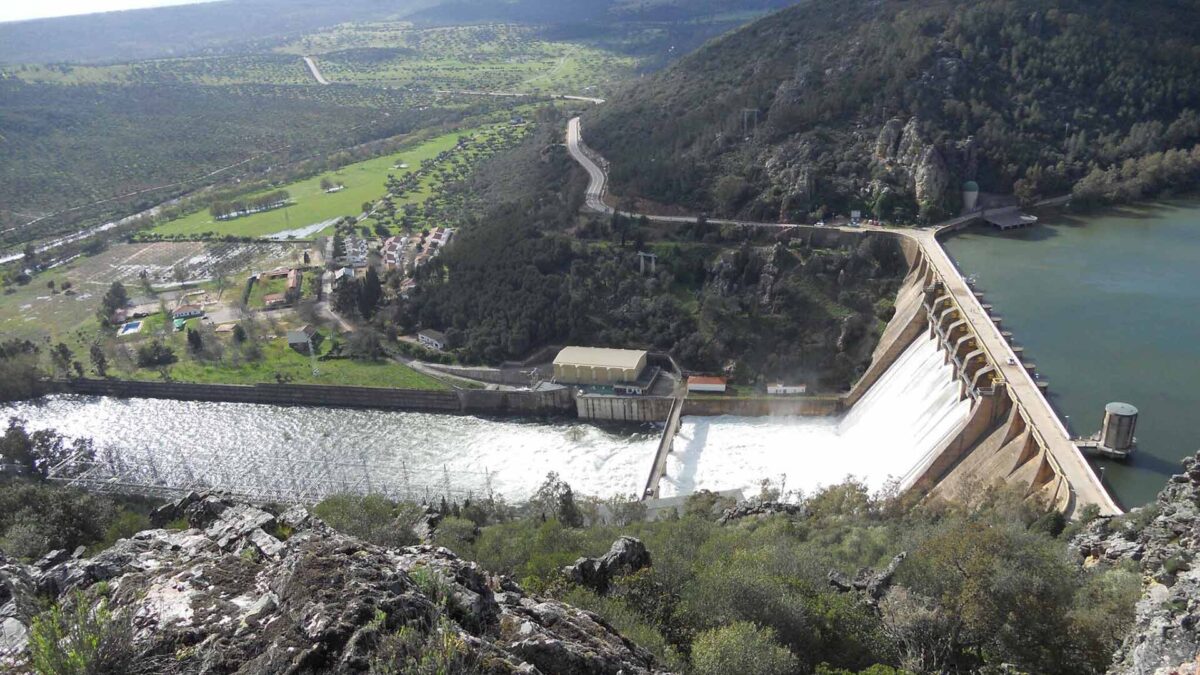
[660, 333, 972, 498]
[1, 397, 658, 502]
[3, 334, 969, 503]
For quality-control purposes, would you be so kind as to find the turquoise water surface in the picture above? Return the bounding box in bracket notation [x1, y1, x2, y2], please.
[942, 201, 1200, 507]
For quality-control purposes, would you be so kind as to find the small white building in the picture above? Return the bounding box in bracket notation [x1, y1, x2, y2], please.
[418, 329, 447, 351]
[334, 267, 355, 286]
[768, 383, 807, 395]
[172, 304, 204, 320]
[687, 376, 728, 393]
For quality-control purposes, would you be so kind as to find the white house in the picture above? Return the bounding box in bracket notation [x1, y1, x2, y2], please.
[418, 329, 447, 351]
[172, 304, 204, 320]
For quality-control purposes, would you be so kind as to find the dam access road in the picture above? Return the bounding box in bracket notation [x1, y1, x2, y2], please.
[566, 116, 1121, 518]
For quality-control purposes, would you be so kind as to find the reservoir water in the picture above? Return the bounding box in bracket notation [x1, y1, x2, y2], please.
[943, 200, 1200, 507]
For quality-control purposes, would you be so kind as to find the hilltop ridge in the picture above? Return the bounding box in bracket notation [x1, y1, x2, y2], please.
[588, 0, 1200, 222]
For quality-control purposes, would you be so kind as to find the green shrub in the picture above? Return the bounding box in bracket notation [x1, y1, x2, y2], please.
[691, 622, 798, 675]
[312, 494, 417, 548]
[369, 617, 481, 675]
[28, 593, 134, 675]
[0, 483, 116, 560]
[560, 586, 684, 670]
[430, 516, 478, 555]
[100, 510, 151, 550]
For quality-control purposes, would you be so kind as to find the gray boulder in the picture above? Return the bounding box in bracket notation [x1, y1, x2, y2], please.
[564, 536, 652, 594]
[0, 555, 37, 656]
[717, 499, 805, 525]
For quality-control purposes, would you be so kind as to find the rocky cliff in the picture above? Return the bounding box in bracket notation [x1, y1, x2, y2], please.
[1073, 451, 1200, 675]
[0, 493, 671, 674]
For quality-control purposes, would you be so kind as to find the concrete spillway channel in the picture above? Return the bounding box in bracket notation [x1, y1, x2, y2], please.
[643, 393, 686, 499]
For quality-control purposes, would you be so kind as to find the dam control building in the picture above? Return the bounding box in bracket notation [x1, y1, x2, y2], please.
[553, 347, 648, 386]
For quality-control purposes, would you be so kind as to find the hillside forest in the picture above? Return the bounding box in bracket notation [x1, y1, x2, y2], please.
[589, 0, 1200, 223]
[378, 118, 908, 390]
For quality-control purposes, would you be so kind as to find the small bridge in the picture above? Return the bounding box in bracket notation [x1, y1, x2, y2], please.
[642, 391, 686, 500]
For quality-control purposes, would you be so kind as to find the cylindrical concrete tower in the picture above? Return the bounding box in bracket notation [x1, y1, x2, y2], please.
[1100, 402, 1138, 452]
[962, 180, 980, 213]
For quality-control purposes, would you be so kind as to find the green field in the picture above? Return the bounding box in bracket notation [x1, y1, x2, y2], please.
[149, 129, 470, 239]
[150, 121, 530, 240]
[134, 338, 448, 390]
[248, 276, 289, 308]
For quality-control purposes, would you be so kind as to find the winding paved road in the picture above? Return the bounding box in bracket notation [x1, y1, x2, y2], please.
[565, 115, 1121, 516]
[303, 56, 329, 85]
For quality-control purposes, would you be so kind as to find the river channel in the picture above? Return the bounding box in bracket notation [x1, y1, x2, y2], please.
[943, 200, 1200, 507]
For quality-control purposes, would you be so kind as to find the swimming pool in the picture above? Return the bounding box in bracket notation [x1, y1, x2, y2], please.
[118, 321, 143, 336]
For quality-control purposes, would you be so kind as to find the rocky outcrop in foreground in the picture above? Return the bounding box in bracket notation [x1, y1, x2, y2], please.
[1073, 452, 1200, 674]
[1, 493, 670, 674]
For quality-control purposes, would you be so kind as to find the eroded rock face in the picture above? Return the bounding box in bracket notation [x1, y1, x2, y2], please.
[1074, 452, 1200, 674]
[3, 496, 671, 674]
[871, 116, 951, 210]
[0, 554, 37, 655]
[914, 146, 950, 208]
[563, 537, 652, 595]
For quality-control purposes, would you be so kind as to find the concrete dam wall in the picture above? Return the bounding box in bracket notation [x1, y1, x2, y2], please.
[851, 243, 1113, 516]
[679, 227, 1109, 516]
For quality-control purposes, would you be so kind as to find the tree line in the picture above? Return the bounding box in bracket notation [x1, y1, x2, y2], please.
[208, 190, 290, 220]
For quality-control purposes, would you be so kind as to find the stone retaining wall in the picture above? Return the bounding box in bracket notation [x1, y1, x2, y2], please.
[51, 379, 574, 417]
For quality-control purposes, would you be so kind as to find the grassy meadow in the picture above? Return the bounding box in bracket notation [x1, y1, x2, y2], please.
[149, 129, 468, 239]
[128, 338, 449, 390]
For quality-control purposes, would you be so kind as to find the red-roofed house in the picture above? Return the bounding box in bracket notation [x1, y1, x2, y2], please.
[687, 376, 728, 393]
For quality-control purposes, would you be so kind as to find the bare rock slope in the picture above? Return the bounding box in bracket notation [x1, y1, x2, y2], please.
[1, 493, 670, 674]
[1074, 451, 1200, 674]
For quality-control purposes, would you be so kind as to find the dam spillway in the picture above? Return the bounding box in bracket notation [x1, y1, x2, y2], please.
[659, 332, 972, 498]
